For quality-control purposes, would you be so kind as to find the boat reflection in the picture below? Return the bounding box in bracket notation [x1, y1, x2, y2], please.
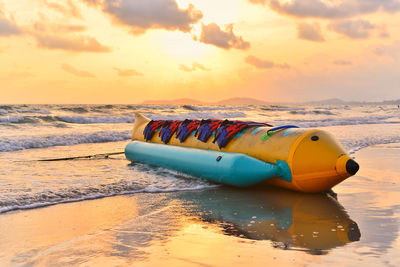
[177, 186, 361, 254]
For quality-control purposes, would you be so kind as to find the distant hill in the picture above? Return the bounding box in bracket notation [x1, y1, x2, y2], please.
[304, 98, 400, 105]
[380, 99, 400, 105]
[142, 97, 400, 106]
[214, 97, 270, 105]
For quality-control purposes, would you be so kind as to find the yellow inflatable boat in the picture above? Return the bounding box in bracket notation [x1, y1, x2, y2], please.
[125, 113, 359, 193]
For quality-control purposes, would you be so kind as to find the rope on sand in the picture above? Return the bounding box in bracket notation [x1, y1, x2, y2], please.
[37, 152, 125, 161]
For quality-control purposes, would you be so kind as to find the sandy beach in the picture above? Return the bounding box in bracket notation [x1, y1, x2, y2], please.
[1, 143, 399, 266]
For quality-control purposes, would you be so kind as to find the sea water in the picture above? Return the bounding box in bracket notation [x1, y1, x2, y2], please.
[0, 103, 400, 213]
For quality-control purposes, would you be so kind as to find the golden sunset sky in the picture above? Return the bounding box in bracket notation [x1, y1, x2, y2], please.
[0, 0, 399, 103]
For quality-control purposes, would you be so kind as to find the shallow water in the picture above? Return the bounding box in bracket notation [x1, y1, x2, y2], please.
[1, 104, 400, 212]
[0, 144, 398, 266]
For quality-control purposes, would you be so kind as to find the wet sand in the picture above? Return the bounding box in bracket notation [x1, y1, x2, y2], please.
[0, 144, 399, 266]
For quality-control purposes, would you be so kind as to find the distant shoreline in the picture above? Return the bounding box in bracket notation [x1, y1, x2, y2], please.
[142, 97, 400, 106]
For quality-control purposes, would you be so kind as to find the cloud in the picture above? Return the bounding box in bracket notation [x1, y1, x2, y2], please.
[333, 60, 352, 66]
[80, 0, 102, 7]
[248, 0, 267, 4]
[245, 55, 290, 69]
[266, 0, 400, 19]
[55, 24, 86, 32]
[379, 25, 390, 39]
[0, 71, 34, 81]
[199, 23, 250, 50]
[373, 41, 400, 60]
[297, 22, 324, 42]
[33, 19, 86, 33]
[40, 0, 82, 19]
[328, 19, 376, 39]
[61, 63, 95, 77]
[113, 67, 143, 76]
[34, 34, 111, 52]
[0, 18, 22, 36]
[25, 10, 106, 53]
[102, 0, 203, 34]
[179, 62, 210, 72]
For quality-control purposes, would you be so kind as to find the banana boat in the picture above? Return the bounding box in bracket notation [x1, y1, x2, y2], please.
[125, 113, 359, 193]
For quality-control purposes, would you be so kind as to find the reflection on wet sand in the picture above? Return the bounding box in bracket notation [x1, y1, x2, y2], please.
[177, 186, 360, 254]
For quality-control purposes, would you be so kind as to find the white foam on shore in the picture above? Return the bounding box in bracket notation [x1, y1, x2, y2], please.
[0, 164, 218, 213]
[56, 116, 135, 124]
[0, 184, 216, 213]
[0, 131, 131, 152]
[341, 135, 400, 154]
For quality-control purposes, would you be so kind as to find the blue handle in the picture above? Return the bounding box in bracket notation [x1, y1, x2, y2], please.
[267, 125, 299, 134]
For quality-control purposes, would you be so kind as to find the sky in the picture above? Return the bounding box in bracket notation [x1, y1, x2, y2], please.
[0, 0, 399, 104]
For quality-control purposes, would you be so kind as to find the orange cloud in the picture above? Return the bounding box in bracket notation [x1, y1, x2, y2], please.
[33, 19, 86, 33]
[40, 0, 82, 19]
[248, 0, 266, 5]
[34, 34, 111, 52]
[199, 23, 250, 50]
[80, 0, 101, 7]
[373, 41, 400, 60]
[267, 0, 400, 19]
[113, 67, 144, 77]
[179, 62, 210, 72]
[333, 60, 352, 66]
[0, 18, 22, 37]
[61, 63, 95, 77]
[101, 0, 203, 34]
[297, 22, 325, 42]
[245, 56, 290, 69]
[328, 19, 376, 39]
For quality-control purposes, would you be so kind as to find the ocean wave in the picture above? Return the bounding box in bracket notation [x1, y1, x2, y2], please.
[0, 105, 14, 110]
[0, 115, 58, 124]
[0, 111, 244, 126]
[15, 109, 51, 114]
[147, 111, 246, 120]
[0, 108, 51, 115]
[0, 116, 26, 123]
[289, 110, 334, 115]
[274, 115, 399, 128]
[182, 105, 249, 111]
[0, 130, 131, 152]
[260, 106, 304, 112]
[56, 116, 135, 124]
[134, 105, 176, 110]
[316, 106, 351, 110]
[59, 106, 89, 113]
[1, 115, 135, 125]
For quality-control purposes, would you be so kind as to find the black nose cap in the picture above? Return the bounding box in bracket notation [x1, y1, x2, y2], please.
[346, 159, 359, 175]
